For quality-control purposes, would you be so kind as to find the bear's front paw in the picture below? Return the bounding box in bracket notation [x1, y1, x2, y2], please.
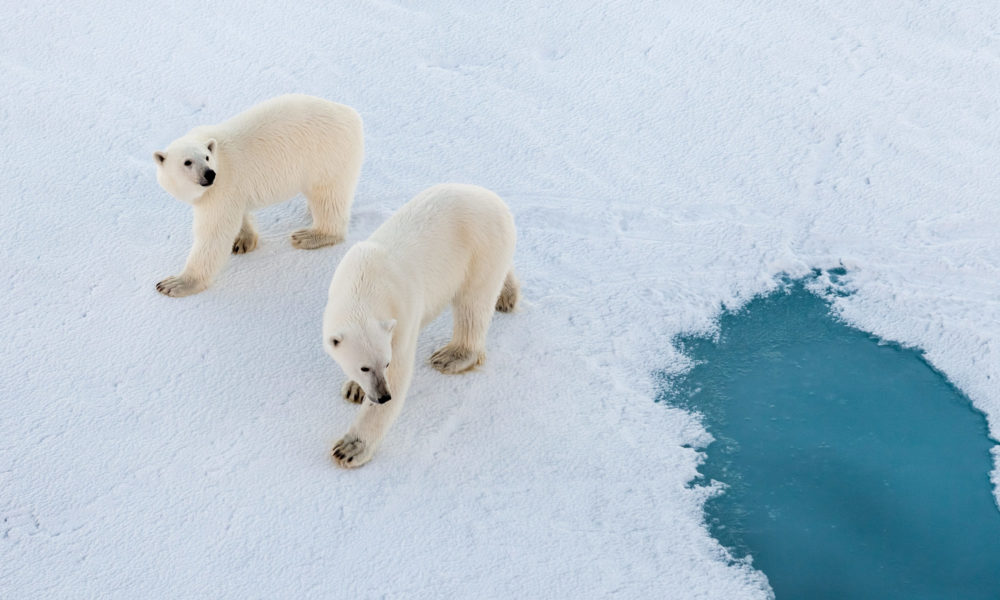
[332, 434, 373, 468]
[429, 344, 484, 374]
[341, 380, 365, 404]
[290, 228, 343, 250]
[156, 275, 206, 298]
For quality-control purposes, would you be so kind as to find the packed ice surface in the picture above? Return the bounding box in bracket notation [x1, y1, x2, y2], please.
[2, 1, 998, 598]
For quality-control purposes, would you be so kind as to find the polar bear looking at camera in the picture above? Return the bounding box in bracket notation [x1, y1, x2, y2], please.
[323, 183, 520, 468]
[153, 94, 363, 297]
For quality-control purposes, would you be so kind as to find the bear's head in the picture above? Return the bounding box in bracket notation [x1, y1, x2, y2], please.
[323, 318, 397, 404]
[153, 137, 218, 204]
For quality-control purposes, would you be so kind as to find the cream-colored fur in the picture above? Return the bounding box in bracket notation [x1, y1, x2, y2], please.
[153, 94, 364, 297]
[323, 183, 519, 468]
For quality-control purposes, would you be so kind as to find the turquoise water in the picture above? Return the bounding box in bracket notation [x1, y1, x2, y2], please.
[663, 281, 1000, 599]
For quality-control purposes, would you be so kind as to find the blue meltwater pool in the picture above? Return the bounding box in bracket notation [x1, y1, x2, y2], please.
[661, 280, 1000, 599]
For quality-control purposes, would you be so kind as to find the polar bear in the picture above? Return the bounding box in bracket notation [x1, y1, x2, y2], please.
[322, 183, 520, 468]
[153, 94, 364, 297]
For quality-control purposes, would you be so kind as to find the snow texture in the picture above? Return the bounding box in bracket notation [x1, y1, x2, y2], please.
[2, 1, 998, 598]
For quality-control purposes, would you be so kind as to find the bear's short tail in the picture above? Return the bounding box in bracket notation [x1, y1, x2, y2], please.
[495, 270, 520, 313]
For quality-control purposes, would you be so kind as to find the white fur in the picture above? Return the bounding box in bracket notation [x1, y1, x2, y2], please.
[323, 183, 520, 468]
[153, 94, 364, 297]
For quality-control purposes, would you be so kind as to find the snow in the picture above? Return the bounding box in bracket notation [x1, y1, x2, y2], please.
[2, 1, 998, 597]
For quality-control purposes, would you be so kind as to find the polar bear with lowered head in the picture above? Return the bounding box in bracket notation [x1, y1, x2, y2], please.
[153, 94, 363, 297]
[323, 183, 520, 468]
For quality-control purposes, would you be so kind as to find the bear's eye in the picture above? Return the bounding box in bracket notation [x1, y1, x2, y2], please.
[385, 362, 390, 368]
[360, 367, 370, 372]
[205, 156, 209, 161]
[183, 160, 192, 167]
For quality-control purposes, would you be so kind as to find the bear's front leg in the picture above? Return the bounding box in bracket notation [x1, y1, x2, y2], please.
[332, 336, 416, 469]
[332, 399, 404, 469]
[157, 204, 241, 297]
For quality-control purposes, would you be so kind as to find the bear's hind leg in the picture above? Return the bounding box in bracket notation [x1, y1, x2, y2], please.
[232, 213, 259, 254]
[292, 184, 350, 249]
[430, 281, 499, 374]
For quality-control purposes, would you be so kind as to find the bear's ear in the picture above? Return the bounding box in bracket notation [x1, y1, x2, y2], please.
[205, 139, 216, 153]
[380, 319, 396, 333]
[330, 335, 342, 347]
[153, 151, 167, 165]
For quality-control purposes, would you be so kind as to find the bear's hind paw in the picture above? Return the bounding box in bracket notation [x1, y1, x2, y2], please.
[232, 231, 259, 254]
[429, 345, 484, 374]
[495, 272, 520, 312]
[291, 229, 342, 249]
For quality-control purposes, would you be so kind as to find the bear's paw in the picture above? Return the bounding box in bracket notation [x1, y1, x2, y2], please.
[291, 228, 342, 250]
[232, 230, 259, 254]
[332, 434, 373, 468]
[429, 344, 484, 374]
[156, 275, 206, 298]
[341, 380, 365, 404]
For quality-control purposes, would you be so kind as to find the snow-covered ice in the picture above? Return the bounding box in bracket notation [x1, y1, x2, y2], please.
[2, 1, 998, 598]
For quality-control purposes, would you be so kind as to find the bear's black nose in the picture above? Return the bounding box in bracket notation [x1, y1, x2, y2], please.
[202, 169, 216, 186]
[377, 394, 392, 404]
